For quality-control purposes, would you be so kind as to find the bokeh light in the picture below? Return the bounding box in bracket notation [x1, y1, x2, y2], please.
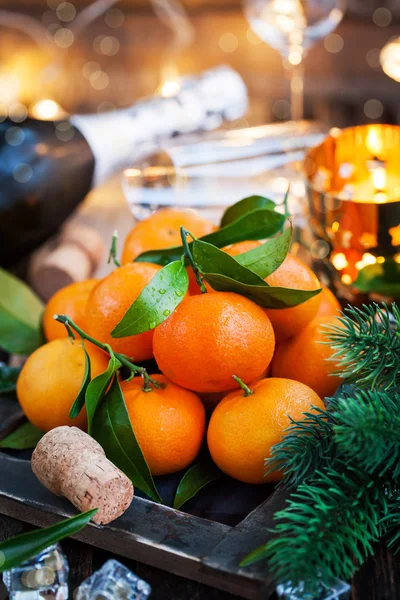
[219, 33, 239, 53]
[366, 48, 381, 70]
[372, 7, 392, 27]
[82, 61, 101, 80]
[105, 8, 125, 28]
[13, 163, 33, 183]
[56, 2, 76, 22]
[272, 99, 290, 120]
[55, 121, 75, 141]
[380, 37, 400, 82]
[31, 99, 66, 120]
[89, 71, 110, 90]
[5, 126, 25, 146]
[364, 99, 384, 119]
[97, 101, 116, 113]
[8, 102, 28, 123]
[324, 33, 344, 54]
[54, 28, 75, 48]
[94, 35, 120, 56]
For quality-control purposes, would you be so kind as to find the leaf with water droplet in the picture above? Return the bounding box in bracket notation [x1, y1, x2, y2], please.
[193, 239, 321, 309]
[135, 207, 286, 266]
[235, 221, 292, 278]
[111, 261, 188, 337]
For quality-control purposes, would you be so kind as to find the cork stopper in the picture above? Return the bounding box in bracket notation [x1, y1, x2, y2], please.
[29, 224, 105, 301]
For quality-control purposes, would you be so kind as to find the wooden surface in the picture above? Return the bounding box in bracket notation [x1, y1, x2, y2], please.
[0, 511, 400, 599]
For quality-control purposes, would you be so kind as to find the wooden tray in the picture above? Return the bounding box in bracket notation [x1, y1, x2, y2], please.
[0, 399, 287, 599]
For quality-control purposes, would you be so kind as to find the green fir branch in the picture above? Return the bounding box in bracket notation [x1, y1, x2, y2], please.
[266, 404, 336, 487]
[323, 303, 400, 391]
[250, 463, 388, 594]
[381, 486, 400, 554]
[332, 388, 400, 477]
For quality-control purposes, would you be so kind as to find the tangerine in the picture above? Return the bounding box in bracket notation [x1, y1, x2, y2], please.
[153, 292, 275, 393]
[85, 262, 161, 361]
[42, 279, 98, 342]
[121, 208, 216, 264]
[121, 374, 205, 476]
[264, 254, 322, 341]
[316, 286, 341, 318]
[16, 338, 109, 432]
[207, 377, 324, 484]
[271, 316, 342, 398]
[223, 240, 262, 256]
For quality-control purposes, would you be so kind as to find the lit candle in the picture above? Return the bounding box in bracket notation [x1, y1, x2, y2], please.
[305, 124, 400, 298]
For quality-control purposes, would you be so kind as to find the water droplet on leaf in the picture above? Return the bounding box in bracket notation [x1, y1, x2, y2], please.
[149, 321, 157, 329]
[175, 289, 184, 297]
[159, 289, 166, 295]
[163, 309, 171, 317]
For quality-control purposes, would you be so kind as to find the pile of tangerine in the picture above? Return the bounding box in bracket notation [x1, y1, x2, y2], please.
[17, 208, 342, 485]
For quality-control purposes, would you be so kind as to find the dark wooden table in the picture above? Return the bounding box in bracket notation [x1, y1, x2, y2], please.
[0, 511, 399, 600]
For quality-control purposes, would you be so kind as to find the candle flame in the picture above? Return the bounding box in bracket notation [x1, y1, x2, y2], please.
[372, 166, 387, 191]
[366, 127, 384, 157]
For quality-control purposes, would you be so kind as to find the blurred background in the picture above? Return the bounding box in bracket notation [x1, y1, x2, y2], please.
[1, 0, 399, 128]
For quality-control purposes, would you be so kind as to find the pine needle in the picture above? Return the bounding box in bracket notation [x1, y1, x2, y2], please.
[332, 388, 400, 477]
[255, 463, 388, 594]
[323, 303, 400, 391]
[266, 404, 336, 487]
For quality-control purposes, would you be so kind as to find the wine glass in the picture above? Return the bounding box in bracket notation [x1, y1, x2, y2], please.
[244, 0, 346, 120]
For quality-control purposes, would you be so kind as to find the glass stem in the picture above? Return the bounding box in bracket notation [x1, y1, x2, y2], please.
[285, 53, 305, 121]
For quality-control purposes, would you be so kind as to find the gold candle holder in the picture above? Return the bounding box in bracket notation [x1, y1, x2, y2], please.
[304, 124, 400, 302]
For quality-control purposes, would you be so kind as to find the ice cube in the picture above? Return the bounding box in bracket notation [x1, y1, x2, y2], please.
[2, 544, 69, 599]
[276, 579, 351, 600]
[74, 559, 151, 600]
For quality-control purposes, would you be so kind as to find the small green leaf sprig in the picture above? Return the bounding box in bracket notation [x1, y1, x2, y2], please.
[53, 315, 162, 503]
[241, 304, 400, 595]
[0, 510, 96, 572]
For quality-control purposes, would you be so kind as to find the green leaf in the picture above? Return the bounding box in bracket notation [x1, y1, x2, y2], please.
[173, 456, 221, 510]
[111, 260, 188, 338]
[0, 362, 21, 393]
[240, 543, 270, 567]
[354, 260, 400, 295]
[0, 509, 96, 572]
[220, 195, 277, 227]
[69, 347, 91, 419]
[92, 377, 162, 503]
[86, 354, 121, 434]
[236, 223, 292, 278]
[192, 240, 267, 287]
[135, 208, 287, 266]
[0, 268, 44, 355]
[0, 422, 44, 450]
[202, 271, 322, 309]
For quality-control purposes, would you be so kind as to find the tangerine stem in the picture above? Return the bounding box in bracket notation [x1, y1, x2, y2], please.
[54, 314, 160, 389]
[232, 375, 253, 397]
[108, 230, 121, 268]
[180, 226, 207, 294]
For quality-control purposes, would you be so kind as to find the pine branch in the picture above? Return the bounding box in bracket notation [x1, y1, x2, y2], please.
[266, 404, 336, 487]
[333, 388, 400, 477]
[382, 487, 400, 554]
[259, 462, 387, 594]
[324, 303, 400, 391]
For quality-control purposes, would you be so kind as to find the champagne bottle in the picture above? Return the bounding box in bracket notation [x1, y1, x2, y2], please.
[0, 66, 247, 267]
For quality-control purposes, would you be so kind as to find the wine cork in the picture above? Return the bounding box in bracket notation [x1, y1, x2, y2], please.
[29, 224, 105, 301]
[32, 427, 134, 525]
